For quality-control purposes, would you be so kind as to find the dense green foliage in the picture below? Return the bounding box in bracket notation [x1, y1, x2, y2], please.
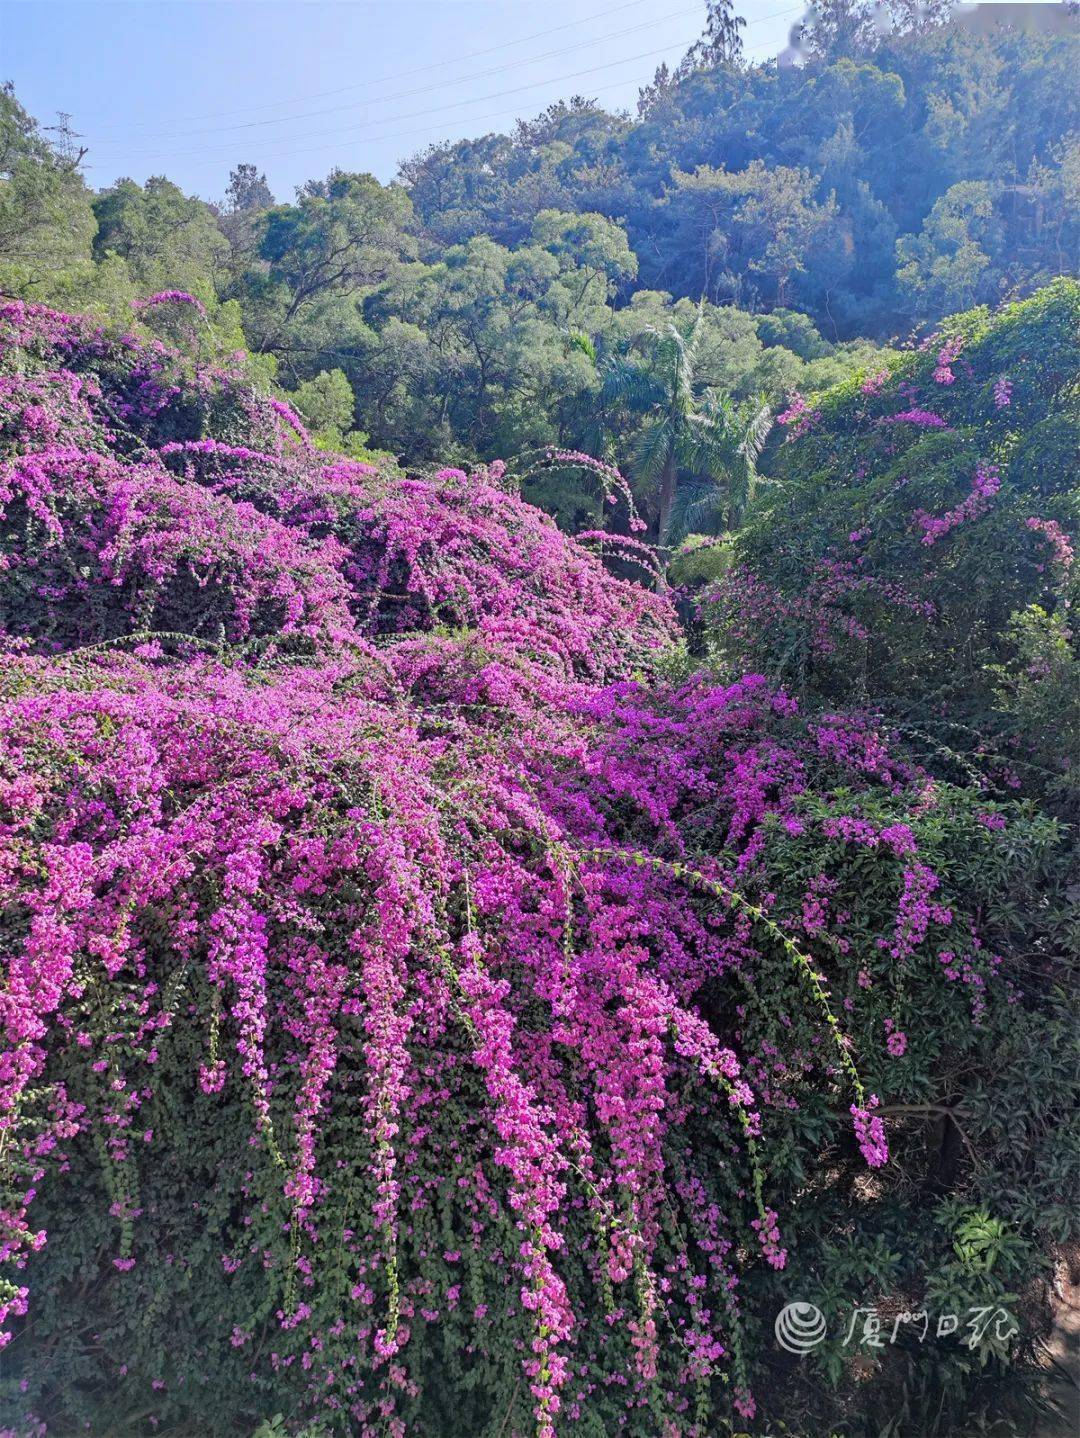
[1, 2, 1076, 503]
[711, 280, 1080, 812]
[403, 24, 1078, 335]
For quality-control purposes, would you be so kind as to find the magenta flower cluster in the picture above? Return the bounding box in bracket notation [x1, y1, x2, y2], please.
[879, 407, 950, 429]
[0, 300, 1013, 1436]
[850, 1097, 889, 1167]
[915, 464, 1001, 545]
[132, 290, 209, 322]
[932, 336, 963, 385]
[1026, 516, 1074, 573]
[776, 391, 821, 440]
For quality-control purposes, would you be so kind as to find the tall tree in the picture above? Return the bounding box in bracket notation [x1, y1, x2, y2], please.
[655, 161, 846, 308]
[260, 171, 416, 315]
[896, 179, 1003, 311]
[0, 85, 95, 291]
[680, 0, 746, 72]
[802, 0, 881, 60]
[217, 164, 275, 280]
[239, 170, 417, 362]
[224, 163, 274, 215]
[93, 175, 228, 296]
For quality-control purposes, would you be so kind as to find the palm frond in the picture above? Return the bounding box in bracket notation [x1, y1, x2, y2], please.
[566, 330, 597, 364]
[632, 417, 675, 484]
[738, 399, 774, 467]
[682, 489, 728, 537]
[677, 412, 741, 477]
[665, 476, 729, 548]
[601, 357, 664, 413]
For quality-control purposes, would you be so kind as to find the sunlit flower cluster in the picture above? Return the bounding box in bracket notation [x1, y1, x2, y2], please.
[0, 297, 1016, 1436]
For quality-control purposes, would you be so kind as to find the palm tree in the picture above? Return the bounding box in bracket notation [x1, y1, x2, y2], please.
[601, 309, 772, 546]
[665, 389, 774, 546]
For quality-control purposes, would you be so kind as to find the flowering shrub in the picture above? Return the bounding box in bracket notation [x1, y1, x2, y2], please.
[706, 280, 1080, 810]
[0, 305, 671, 679]
[0, 297, 1075, 1438]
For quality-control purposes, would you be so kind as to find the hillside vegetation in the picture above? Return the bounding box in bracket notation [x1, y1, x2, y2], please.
[1, 1, 1076, 490]
[0, 3, 1077, 1434]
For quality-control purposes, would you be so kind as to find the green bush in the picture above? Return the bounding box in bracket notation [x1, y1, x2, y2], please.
[706, 281, 1080, 811]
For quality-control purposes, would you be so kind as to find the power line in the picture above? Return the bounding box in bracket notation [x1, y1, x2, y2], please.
[87, 6, 802, 172]
[91, 34, 705, 164]
[81, 76, 644, 177]
[86, 0, 660, 132]
[90, 3, 704, 147]
[84, 32, 791, 182]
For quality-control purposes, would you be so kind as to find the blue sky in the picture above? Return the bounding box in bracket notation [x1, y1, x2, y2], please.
[0, 0, 803, 202]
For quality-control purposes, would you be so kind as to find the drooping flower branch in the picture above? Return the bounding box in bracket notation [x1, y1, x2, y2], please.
[0, 300, 1021, 1437]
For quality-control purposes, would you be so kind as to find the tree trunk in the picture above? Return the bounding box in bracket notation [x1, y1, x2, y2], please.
[657, 453, 678, 548]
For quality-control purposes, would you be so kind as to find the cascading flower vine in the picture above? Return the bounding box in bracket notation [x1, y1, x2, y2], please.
[0, 299, 1027, 1437]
